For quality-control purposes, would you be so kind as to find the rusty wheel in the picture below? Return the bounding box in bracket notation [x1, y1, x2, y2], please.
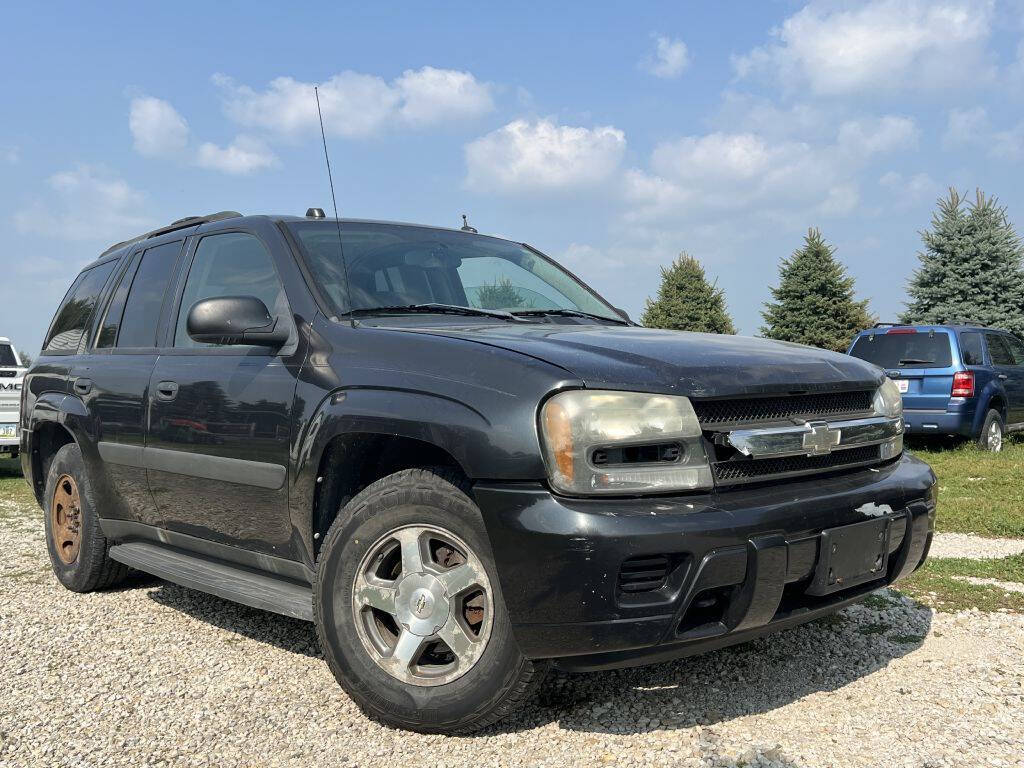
[50, 473, 83, 564]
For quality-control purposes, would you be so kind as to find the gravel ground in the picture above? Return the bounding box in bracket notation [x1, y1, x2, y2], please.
[929, 532, 1024, 560]
[3, 499, 1024, 768]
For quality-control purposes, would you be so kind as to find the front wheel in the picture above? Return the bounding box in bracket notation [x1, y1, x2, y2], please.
[313, 468, 546, 733]
[977, 409, 1004, 452]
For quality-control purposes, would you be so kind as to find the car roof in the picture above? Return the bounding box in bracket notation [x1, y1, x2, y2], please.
[855, 324, 1007, 336]
[83, 213, 517, 271]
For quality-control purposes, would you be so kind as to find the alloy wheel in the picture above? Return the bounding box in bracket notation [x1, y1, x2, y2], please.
[351, 524, 493, 686]
[988, 420, 1003, 452]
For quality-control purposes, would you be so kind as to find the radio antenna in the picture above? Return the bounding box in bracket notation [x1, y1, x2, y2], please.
[314, 85, 355, 328]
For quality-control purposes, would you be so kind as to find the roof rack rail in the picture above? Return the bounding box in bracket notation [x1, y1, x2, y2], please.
[100, 211, 242, 257]
[872, 322, 908, 328]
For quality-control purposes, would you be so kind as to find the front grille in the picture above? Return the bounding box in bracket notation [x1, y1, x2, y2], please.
[692, 390, 873, 427]
[618, 555, 672, 593]
[712, 444, 881, 485]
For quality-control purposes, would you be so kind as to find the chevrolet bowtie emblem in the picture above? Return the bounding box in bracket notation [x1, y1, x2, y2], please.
[802, 421, 841, 456]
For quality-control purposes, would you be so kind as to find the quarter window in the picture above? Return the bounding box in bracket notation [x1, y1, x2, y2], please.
[44, 261, 116, 352]
[959, 332, 985, 366]
[174, 233, 289, 349]
[1004, 335, 1024, 366]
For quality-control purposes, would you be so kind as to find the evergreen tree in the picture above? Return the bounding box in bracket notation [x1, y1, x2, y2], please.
[641, 253, 736, 334]
[760, 229, 874, 351]
[902, 189, 1024, 336]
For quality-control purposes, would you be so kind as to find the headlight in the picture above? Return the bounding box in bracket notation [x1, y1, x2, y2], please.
[539, 390, 713, 495]
[873, 377, 903, 419]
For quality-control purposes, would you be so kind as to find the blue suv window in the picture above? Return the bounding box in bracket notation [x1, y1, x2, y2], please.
[849, 331, 953, 369]
[959, 332, 985, 366]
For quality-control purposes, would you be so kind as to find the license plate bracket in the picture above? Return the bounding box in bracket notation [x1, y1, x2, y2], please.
[807, 517, 891, 596]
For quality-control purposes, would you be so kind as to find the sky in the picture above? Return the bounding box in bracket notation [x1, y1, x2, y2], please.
[2, 0, 1024, 354]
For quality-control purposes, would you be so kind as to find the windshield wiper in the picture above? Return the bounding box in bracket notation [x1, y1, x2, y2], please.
[344, 303, 524, 321]
[898, 358, 935, 366]
[510, 308, 627, 325]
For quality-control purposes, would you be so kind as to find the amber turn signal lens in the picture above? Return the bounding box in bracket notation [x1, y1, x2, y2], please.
[542, 400, 574, 484]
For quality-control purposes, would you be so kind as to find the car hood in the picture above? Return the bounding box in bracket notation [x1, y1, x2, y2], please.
[408, 324, 883, 398]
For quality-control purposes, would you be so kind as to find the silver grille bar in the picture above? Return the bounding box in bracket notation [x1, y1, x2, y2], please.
[725, 416, 904, 459]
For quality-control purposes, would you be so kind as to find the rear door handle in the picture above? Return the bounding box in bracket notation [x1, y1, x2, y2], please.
[73, 378, 92, 395]
[998, 374, 1009, 380]
[156, 381, 179, 401]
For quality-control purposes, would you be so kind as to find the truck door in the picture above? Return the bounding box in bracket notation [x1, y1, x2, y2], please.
[998, 334, 1024, 425]
[145, 228, 301, 559]
[72, 237, 186, 526]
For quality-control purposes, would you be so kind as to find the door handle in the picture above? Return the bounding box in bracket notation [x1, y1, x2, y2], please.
[73, 378, 92, 395]
[156, 381, 179, 401]
[998, 374, 1009, 380]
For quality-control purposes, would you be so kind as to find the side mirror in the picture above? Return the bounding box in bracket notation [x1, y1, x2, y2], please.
[186, 295, 289, 347]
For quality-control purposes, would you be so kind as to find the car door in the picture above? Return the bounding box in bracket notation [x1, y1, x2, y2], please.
[146, 227, 301, 558]
[73, 237, 186, 526]
[984, 332, 1024, 425]
[999, 334, 1024, 425]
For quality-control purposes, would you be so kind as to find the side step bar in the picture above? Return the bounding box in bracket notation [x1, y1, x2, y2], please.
[109, 542, 313, 622]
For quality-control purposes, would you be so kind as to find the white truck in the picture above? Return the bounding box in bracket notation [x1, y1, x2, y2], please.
[0, 338, 25, 458]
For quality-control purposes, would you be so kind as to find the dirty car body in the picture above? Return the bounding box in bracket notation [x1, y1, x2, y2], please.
[21, 213, 936, 727]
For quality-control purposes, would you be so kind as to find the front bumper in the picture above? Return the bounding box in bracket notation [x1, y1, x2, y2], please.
[475, 452, 936, 671]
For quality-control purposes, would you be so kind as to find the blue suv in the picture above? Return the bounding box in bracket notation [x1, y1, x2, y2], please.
[848, 323, 1024, 451]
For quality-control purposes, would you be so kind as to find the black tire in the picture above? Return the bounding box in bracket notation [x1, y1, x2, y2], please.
[43, 443, 128, 592]
[976, 409, 1004, 452]
[313, 467, 546, 734]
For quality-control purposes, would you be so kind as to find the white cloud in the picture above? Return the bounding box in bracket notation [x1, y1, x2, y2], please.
[625, 114, 915, 223]
[733, 0, 995, 95]
[560, 242, 623, 270]
[879, 171, 940, 203]
[464, 119, 626, 193]
[836, 116, 918, 155]
[641, 35, 691, 78]
[944, 106, 990, 146]
[196, 135, 278, 174]
[129, 96, 189, 156]
[394, 66, 494, 125]
[214, 66, 493, 138]
[14, 165, 153, 241]
[991, 124, 1024, 161]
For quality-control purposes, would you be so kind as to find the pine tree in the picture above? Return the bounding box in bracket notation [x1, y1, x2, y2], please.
[641, 253, 736, 334]
[760, 229, 874, 351]
[902, 189, 1024, 336]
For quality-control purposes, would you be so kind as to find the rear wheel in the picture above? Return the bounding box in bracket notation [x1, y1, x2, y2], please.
[43, 443, 128, 592]
[313, 468, 546, 733]
[977, 409, 1004, 452]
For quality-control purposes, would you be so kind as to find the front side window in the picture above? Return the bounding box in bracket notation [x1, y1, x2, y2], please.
[44, 261, 116, 352]
[117, 241, 182, 348]
[287, 221, 620, 321]
[175, 232, 289, 348]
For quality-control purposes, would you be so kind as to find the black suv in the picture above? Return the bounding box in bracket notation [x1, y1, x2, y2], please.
[21, 211, 936, 733]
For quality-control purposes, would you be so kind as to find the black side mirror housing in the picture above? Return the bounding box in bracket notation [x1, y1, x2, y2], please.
[186, 296, 289, 347]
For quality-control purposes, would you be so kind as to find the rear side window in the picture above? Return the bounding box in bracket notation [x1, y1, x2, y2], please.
[1001, 335, 1024, 366]
[959, 332, 985, 366]
[0, 344, 16, 366]
[848, 331, 953, 369]
[117, 241, 183, 348]
[985, 333, 1016, 366]
[96, 253, 141, 349]
[174, 232, 288, 349]
[44, 261, 116, 352]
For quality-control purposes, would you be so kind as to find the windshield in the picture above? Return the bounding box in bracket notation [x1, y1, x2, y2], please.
[286, 221, 620, 321]
[0, 344, 17, 367]
[849, 331, 953, 369]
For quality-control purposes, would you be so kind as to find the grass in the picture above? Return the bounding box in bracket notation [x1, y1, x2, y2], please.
[895, 553, 1024, 613]
[909, 438, 1024, 538]
[0, 457, 34, 517]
